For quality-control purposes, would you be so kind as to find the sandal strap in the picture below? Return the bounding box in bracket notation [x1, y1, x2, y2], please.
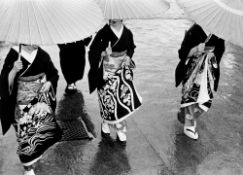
[67, 83, 76, 89]
[185, 128, 196, 134]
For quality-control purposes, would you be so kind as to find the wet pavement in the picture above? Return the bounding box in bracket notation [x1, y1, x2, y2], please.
[0, 1, 243, 174]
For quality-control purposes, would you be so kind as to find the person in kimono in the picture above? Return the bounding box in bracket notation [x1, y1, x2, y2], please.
[88, 19, 142, 145]
[58, 37, 92, 94]
[0, 44, 62, 175]
[175, 23, 225, 140]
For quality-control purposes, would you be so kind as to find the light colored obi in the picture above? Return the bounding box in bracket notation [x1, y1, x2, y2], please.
[103, 50, 128, 79]
[16, 73, 47, 106]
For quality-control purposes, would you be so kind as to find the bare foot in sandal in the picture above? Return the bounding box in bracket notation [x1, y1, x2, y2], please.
[184, 120, 198, 140]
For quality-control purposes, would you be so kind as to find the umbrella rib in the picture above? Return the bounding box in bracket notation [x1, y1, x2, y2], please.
[71, 0, 103, 41]
[119, 0, 126, 19]
[51, 1, 80, 43]
[131, 0, 140, 19]
[17, 1, 23, 44]
[123, 0, 132, 19]
[35, 2, 57, 45]
[45, 10, 66, 45]
[63, 1, 91, 41]
[236, 17, 243, 46]
[208, 6, 224, 32]
[213, 0, 243, 16]
[139, 0, 150, 19]
[200, 8, 221, 34]
[0, 3, 10, 41]
[196, 2, 219, 27]
[104, 0, 109, 19]
[101, 0, 169, 20]
[177, 0, 243, 47]
[111, 0, 114, 19]
[118, 0, 124, 19]
[75, 4, 99, 38]
[138, 0, 152, 19]
[0, 0, 104, 45]
[5, 2, 18, 43]
[27, 3, 32, 45]
[31, 1, 44, 45]
[186, 0, 212, 14]
[49, 1, 70, 43]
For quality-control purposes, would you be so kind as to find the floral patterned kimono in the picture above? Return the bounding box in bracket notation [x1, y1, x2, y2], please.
[181, 46, 216, 111]
[176, 24, 225, 112]
[0, 47, 61, 166]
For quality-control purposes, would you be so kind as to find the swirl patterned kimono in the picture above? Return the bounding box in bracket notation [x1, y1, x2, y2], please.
[176, 24, 225, 112]
[88, 22, 142, 144]
[0, 46, 61, 170]
[98, 53, 142, 124]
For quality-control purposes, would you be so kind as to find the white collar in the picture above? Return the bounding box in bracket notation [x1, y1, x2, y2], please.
[110, 25, 124, 39]
[13, 46, 38, 64]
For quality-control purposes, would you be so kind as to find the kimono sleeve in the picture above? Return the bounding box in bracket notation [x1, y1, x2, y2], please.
[88, 27, 107, 93]
[42, 51, 59, 93]
[213, 38, 225, 91]
[0, 50, 17, 98]
[0, 50, 18, 135]
[126, 29, 136, 58]
[88, 27, 107, 70]
[178, 30, 193, 62]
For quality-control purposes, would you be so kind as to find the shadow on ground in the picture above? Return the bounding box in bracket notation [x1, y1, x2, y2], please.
[89, 139, 131, 175]
[56, 90, 96, 141]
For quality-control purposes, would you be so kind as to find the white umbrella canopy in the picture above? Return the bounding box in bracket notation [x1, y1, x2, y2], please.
[0, 0, 104, 45]
[177, 0, 243, 47]
[96, 0, 170, 20]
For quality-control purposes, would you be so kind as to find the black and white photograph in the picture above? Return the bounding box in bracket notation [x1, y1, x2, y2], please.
[0, 0, 243, 175]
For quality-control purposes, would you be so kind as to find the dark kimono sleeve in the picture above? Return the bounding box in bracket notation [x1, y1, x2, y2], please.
[88, 28, 107, 94]
[178, 24, 207, 62]
[42, 50, 59, 93]
[126, 30, 136, 58]
[178, 30, 193, 62]
[0, 50, 18, 135]
[212, 38, 225, 91]
[88, 31, 104, 69]
[36, 49, 58, 111]
[175, 24, 207, 87]
[175, 30, 193, 87]
[0, 51, 16, 95]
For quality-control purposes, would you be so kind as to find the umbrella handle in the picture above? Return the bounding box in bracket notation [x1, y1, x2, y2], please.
[17, 44, 22, 61]
[106, 42, 112, 55]
[205, 34, 212, 44]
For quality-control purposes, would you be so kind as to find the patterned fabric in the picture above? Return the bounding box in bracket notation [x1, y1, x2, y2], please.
[14, 73, 61, 166]
[181, 48, 216, 111]
[16, 73, 45, 105]
[97, 54, 142, 124]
